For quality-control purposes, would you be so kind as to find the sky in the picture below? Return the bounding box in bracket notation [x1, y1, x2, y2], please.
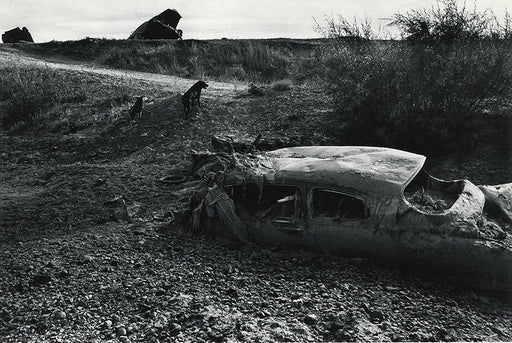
[1, 0, 510, 42]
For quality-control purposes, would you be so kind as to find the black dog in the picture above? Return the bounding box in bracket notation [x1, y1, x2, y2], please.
[182, 81, 209, 119]
[129, 96, 143, 120]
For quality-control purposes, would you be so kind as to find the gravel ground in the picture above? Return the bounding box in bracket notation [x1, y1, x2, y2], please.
[1, 221, 512, 342]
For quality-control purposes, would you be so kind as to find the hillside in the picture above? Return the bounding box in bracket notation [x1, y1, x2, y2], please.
[12, 38, 325, 83]
[0, 43, 511, 342]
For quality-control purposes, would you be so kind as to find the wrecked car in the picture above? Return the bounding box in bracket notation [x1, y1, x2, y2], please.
[196, 146, 512, 292]
[2, 27, 34, 43]
[128, 9, 183, 40]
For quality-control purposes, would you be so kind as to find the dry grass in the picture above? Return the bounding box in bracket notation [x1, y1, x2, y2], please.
[16, 38, 323, 83]
[0, 65, 160, 131]
[0, 66, 88, 126]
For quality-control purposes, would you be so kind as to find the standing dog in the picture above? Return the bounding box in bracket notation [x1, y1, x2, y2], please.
[129, 96, 144, 120]
[182, 81, 209, 119]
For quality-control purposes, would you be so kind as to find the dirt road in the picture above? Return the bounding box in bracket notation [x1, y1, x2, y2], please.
[0, 46, 244, 96]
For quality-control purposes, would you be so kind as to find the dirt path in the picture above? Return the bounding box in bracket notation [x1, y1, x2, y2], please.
[0, 46, 245, 96]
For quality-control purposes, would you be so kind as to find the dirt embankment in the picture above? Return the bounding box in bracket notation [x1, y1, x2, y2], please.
[0, 47, 511, 342]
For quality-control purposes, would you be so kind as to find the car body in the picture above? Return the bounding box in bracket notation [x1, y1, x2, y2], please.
[201, 146, 512, 292]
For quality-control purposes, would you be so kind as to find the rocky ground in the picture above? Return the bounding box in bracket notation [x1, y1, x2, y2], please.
[0, 47, 511, 342]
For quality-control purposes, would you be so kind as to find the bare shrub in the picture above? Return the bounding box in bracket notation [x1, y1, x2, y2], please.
[391, 0, 511, 42]
[318, 0, 512, 154]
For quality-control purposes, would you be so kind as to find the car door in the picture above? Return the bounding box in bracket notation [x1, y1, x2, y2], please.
[225, 183, 306, 247]
[307, 187, 372, 255]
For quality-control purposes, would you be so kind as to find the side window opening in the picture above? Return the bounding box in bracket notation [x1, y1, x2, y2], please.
[226, 183, 302, 223]
[313, 189, 365, 219]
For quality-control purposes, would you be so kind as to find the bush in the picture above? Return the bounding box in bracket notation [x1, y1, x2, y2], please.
[0, 66, 88, 127]
[318, 0, 512, 154]
[391, 0, 512, 42]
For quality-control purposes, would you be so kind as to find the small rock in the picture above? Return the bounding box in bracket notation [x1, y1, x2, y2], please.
[93, 178, 106, 187]
[259, 310, 271, 318]
[104, 320, 113, 328]
[118, 326, 127, 336]
[436, 326, 448, 339]
[391, 333, 404, 341]
[57, 269, 70, 278]
[104, 195, 125, 207]
[16, 156, 32, 164]
[14, 281, 28, 293]
[248, 83, 265, 96]
[46, 261, 58, 268]
[291, 298, 303, 308]
[491, 326, 505, 336]
[379, 321, 391, 330]
[127, 323, 139, 334]
[0, 309, 11, 321]
[331, 319, 344, 331]
[114, 206, 132, 224]
[54, 310, 66, 320]
[170, 323, 182, 336]
[446, 300, 458, 307]
[31, 273, 52, 286]
[304, 313, 318, 325]
[269, 321, 281, 329]
[226, 287, 239, 298]
[336, 329, 352, 341]
[153, 320, 165, 330]
[409, 332, 420, 341]
[368, 309, 385, 321]
[81, 255, 95, 264]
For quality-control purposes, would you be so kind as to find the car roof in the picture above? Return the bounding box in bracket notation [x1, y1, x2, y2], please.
[227, 146, 426, 196]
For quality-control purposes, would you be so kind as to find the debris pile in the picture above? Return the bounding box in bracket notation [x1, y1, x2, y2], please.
[404, 189, 457, 212]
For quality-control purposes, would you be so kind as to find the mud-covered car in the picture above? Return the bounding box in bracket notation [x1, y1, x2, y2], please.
[198, 146, 512, 292]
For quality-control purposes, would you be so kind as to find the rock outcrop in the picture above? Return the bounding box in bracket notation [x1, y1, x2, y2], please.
[128, 9, 183, 40]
